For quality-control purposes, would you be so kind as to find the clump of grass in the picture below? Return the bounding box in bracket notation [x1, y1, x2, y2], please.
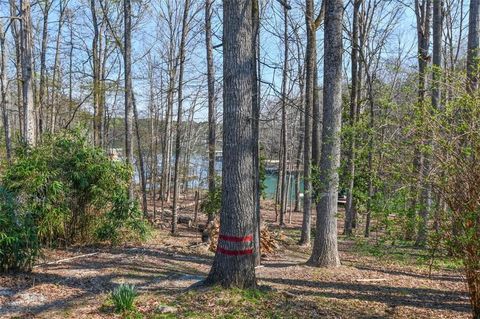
[111, 284, 137, 312]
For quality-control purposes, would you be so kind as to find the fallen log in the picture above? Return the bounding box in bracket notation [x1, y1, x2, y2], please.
[354, 278, 389, 282]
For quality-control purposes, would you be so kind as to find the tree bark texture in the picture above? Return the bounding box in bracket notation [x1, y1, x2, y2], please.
[205, 0, 256, 288]
[308, 0, 343, 267]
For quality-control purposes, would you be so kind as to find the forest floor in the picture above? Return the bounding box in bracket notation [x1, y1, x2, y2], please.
[0, 196, 471, 318]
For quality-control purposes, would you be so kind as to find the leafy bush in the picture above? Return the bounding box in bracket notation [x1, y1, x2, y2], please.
[0, 129, 149, 271]
[429, 94, 480, 317]
[111, 284, 137, 312]
[0, 187, 39, 272]
[200, 178, 222, 221]
[95, 191, 150, 245]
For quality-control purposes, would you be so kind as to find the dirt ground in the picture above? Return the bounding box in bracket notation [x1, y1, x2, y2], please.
[0, 197, 471, 318]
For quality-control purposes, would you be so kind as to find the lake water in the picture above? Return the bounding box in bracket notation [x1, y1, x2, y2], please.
[136, 155, 303, 201]
[264, 173, 303, 201]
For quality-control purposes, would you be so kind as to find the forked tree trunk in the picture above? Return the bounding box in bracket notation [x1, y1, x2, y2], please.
[418, 0, 443, 244]
[205, 0, 256, 288]
[308, 0, 343, 267]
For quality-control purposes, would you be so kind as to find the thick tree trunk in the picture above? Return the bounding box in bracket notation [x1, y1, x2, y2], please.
[308, 0, 343, 267]
[467, 0, 480, 93]
[172, 0, 191, 235]
[205, 0, 256, 288]
[20, 0, 35, 146]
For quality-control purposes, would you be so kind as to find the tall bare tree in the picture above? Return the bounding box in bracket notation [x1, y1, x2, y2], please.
[172, 0, 191, 234]
[300, 0, 325, 246]
[467, 0, 480, 93]
[344, 0, 362, 236]
[299, 0, 315, 246]
[89, 0, 102, 147]
[308, 0, 343, 267]
[205, 0, 216, 209]
[413, 0, 432, 246]
[20, 0, 35, 146]
[0, 21, 11, 161]
[432, 0, 443, 109]
[38, 0, 52, 136]
[10, 0, 23, 136]
[124, 0, 134, 198]
[205, 0, 256, 288]
[279, 1, 289, 226]
[252, 0, 261, 266]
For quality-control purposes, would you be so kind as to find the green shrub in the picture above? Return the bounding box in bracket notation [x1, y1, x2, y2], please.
[111, 284, 137, 312]
[0, 187, 40, 272]
[200, 177, 222, 220]
[0, 129, 149, 271]
[95, 191, 150, 245]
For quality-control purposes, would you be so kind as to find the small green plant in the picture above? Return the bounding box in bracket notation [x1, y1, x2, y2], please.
[200, 177, 222, 220]
[111, 284, 137, 313]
